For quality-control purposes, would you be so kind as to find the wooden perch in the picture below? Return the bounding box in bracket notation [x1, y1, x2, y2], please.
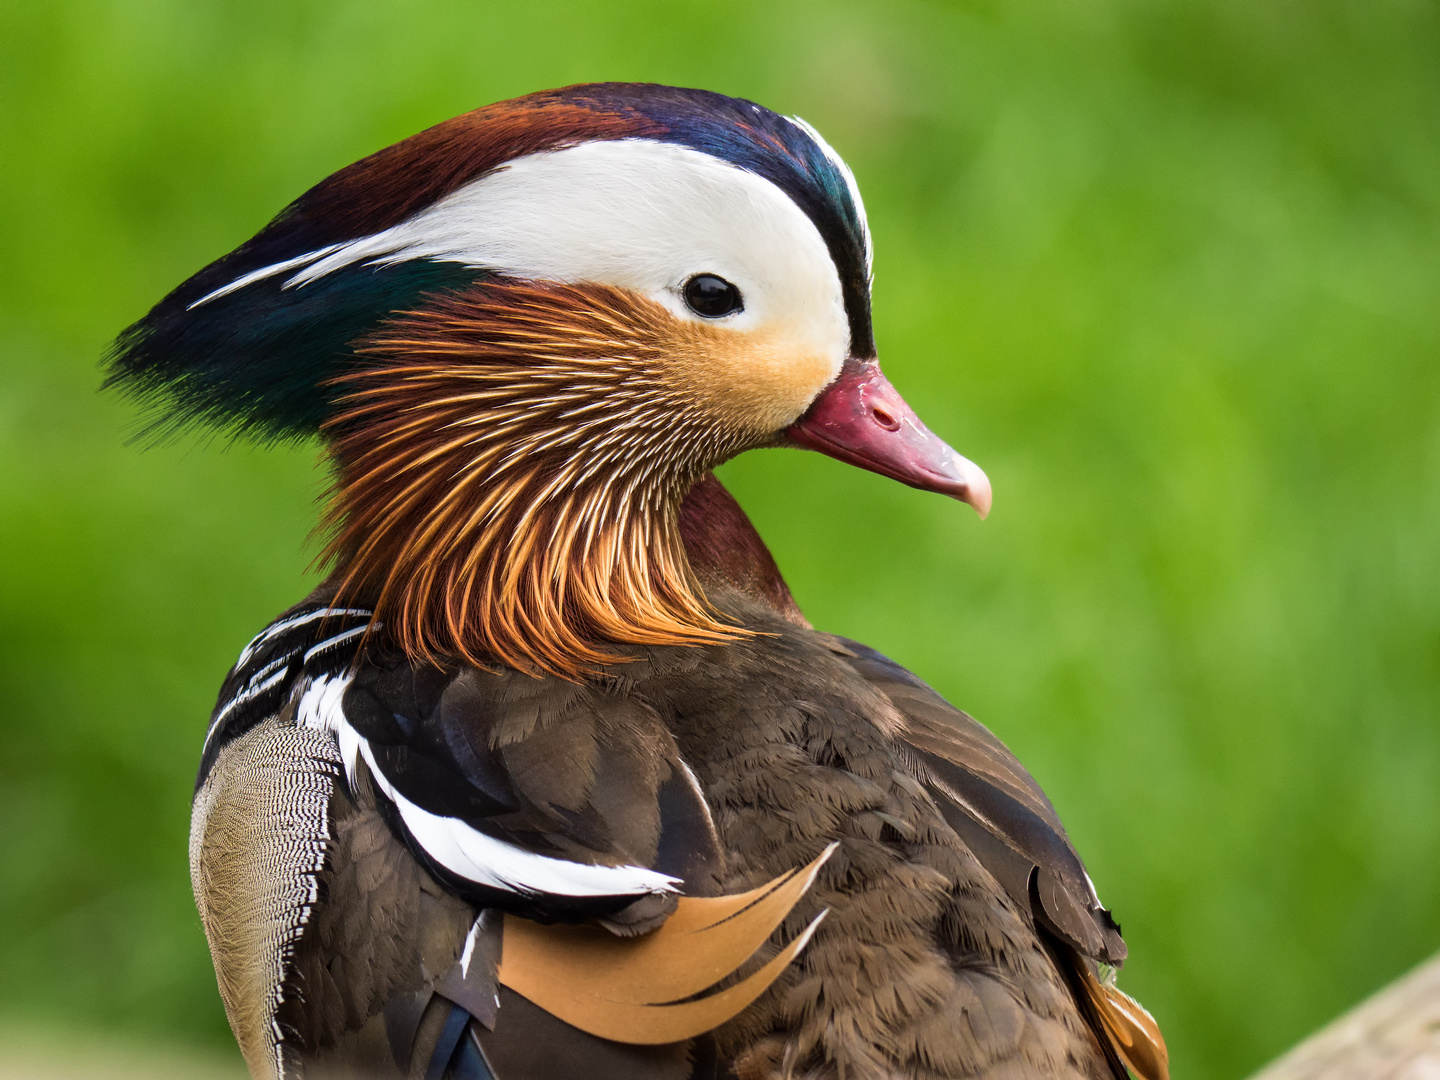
[1250, 950, 1440, 1080]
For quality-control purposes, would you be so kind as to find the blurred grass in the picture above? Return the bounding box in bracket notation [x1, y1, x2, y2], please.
[0, 1021, 247, 1080]
[1, 1, 1438, 1076]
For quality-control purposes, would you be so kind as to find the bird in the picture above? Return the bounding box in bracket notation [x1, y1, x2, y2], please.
[109, 83, 1168, 1080]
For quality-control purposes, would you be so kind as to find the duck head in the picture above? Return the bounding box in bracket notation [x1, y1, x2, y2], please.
[110, 84, 990, 676]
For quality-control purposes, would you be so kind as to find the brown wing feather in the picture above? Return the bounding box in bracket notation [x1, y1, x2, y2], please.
[830, 636, 1125, 959]
[498, 848, 835, 1044]
[1075, 960, 1171, 1080]
[829, 634, 1169, 1075]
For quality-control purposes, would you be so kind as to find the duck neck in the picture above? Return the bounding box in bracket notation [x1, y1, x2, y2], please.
[678, 475, 809, 630]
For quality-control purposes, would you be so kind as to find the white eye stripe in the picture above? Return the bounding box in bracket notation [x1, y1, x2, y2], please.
[187, 139, 850, 357]
[188, 242, 348, 310]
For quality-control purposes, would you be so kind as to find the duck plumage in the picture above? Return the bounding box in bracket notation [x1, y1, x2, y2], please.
[114, 84, 1165, 1080]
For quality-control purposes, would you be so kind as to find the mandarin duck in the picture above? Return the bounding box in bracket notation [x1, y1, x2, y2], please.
[109, 84, 1168, 1080]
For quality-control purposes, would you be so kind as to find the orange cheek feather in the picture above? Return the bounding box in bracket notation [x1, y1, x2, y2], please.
[324, 281, 822, 679]
[657, 320, 841, 439]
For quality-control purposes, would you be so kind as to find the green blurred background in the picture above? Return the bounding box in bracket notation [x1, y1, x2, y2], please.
[2, 1, 1438, 1076]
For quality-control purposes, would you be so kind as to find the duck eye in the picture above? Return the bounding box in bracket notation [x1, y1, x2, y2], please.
[683, 274, 744, 318]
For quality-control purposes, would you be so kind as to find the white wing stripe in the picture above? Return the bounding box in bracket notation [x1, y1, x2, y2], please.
[294, 671, 679, 900]
[359, 737, 679, 898]
[296, 672, 353, 738]
[459, 918, 481, 977]
[303, 625, 368, 663]
[235, 607, 372, 666]
[201, 666, 291, 758]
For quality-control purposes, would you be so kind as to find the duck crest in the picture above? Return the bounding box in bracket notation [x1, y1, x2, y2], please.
[107, 83, 872, 442]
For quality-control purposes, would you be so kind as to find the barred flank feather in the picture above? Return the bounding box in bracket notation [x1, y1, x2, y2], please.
[190, 718, 342, 1080]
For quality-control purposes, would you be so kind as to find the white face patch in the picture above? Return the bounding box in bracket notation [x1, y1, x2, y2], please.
[194, 140, 855, 415]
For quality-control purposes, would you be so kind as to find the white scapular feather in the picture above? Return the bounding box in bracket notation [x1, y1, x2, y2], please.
[459, 918, 481, 977]
[235, 606, 373, 667]
[295, 672, 680, 899]
[201, 665, 291, 758]
[296, 673, 353, 742]
[302, 624, 368, 663]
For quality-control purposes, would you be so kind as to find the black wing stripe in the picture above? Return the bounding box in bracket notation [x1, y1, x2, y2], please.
[198, 605, 373, 789]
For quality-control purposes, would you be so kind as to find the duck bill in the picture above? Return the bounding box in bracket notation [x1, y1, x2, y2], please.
[786, 359, 992, 519]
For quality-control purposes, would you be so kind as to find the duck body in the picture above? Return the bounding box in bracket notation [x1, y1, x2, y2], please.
[191, 479, 1140, 1080]
[114, 84, 1165, 1079]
